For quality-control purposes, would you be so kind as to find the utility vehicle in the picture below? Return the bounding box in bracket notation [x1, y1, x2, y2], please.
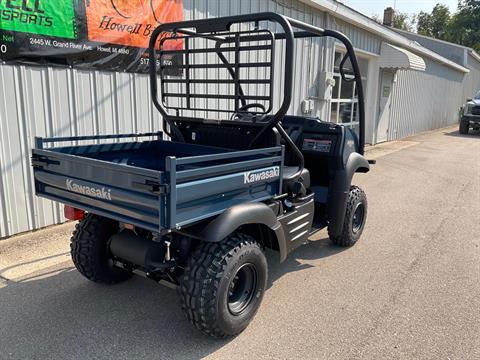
[31, 13, 373, 338]
[459, 90, 480, 134]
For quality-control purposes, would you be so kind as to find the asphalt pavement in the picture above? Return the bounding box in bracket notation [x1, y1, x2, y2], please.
[0, 125, 479, 359]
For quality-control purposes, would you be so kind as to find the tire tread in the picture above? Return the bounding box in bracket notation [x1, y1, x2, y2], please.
[328, 185, 367, 247]
[179, 233, 264, 338]
[459, 120, 469, 134]
[70, 214, 131, 284]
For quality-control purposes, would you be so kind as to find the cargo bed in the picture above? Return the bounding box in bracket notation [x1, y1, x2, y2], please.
[32, 132, 284, 233]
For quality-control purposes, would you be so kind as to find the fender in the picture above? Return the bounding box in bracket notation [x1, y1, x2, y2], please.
[346, 152, 370, 180]
[200, 202, 288, 261]
[327, 152, 370, 237]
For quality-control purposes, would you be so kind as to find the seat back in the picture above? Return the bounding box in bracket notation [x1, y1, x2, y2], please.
[176, 122, 280, 150]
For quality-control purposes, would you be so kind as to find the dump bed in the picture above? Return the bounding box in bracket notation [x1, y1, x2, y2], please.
[32, 133, 283, 233]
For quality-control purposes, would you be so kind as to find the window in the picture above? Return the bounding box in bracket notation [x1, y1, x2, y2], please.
[330, 51, 368, 132]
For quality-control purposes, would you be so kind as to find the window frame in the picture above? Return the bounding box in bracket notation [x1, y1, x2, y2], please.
[330, 50, 368, 130]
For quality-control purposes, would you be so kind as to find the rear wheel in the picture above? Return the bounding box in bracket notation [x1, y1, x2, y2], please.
[459, 119, 469, 134]
[179, 233, 267, 338]
[70, 214, 131, 284]
[329, 186, 368, 247]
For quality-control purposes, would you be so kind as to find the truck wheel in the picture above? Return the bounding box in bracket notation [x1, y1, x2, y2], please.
[459, 120, 469, 134]
[329, 186, 368, 247]
[180, 233, 267, 338]
[70, 214, 131, 284]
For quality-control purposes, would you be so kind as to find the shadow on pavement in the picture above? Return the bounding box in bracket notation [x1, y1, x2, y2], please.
[443, 129, 480, 138]
[267, 237, 348, 288]
[0, 237, 345, 359]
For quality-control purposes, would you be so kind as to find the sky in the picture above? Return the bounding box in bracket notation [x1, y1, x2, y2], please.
[343, 0, 459, 17]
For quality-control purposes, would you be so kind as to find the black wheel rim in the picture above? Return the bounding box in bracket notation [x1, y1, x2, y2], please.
[227, 263, 258, 316]
[352, 202, 365, 234]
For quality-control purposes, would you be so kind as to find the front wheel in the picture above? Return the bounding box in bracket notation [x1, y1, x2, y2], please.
[328, 186, 368, 247]
[179, 233, 267, 338]
[459, 120, 469, 134]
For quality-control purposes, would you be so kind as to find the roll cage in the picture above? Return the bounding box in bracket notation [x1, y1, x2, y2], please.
[149, 12, 366, 180]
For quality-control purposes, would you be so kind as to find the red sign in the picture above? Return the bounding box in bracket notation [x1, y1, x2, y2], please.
[85, 0, 183, 49]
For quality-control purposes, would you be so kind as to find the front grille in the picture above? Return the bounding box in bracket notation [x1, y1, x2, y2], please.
[472, 106, 480, 116]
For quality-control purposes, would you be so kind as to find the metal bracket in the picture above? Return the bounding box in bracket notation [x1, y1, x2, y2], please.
[132, 181, 169, 194]
[31, 156, 60, 168]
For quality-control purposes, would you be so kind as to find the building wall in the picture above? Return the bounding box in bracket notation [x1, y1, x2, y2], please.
[182, 0, 382, 121]
[0, 0, 388, 238]
[332, 18, 381, 55]
[394, 29, 480, 108]
[183, 0, 329, 119]
[0, 0, 472, 238]
[388, 58, 465, 141]
[0, 66, 160, 237]
[463, 53, 480, 100]
[396, 30, 466, 66]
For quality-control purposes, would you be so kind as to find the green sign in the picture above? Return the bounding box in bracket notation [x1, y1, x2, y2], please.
[0, 0, 184, 74]
[0, 0, 76, 39]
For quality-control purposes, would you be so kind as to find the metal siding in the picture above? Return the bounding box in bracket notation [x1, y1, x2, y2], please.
[464, 53, 480, 100]
[0, 0, 330, 238]
[332, 18, 381, 55]
[0, 65, 159, 237]
[388, 58, 464, 141]
[183, 0, 329, 117]
[398, 31, 466, 66]
[1, 0, 474, 237]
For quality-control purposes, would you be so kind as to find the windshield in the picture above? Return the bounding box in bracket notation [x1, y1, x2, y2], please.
[475, 91, 480, 100]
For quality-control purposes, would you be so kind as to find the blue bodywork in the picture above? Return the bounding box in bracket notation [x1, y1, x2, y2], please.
[32, 132, 284, 234]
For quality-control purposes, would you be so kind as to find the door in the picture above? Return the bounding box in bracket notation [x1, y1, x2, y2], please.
[376, 70, 394, 143]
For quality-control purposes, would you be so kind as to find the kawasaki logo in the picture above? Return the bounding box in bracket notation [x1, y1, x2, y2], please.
[244, 166, 280, 184]
[66, 179, 112, 201]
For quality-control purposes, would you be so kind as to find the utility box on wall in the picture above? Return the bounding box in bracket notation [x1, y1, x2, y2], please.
[318, 71, 336, 101]
[301, 99, 315, 114]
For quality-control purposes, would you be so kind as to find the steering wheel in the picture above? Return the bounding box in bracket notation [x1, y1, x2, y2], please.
[230, 103, 267, 122]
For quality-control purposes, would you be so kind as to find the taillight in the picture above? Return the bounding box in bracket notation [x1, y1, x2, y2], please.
[122, 223, 135, 231]
[64, 205, 85, 221]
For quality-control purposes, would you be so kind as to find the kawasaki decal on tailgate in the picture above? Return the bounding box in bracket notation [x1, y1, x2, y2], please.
[66, 179, 112, 201]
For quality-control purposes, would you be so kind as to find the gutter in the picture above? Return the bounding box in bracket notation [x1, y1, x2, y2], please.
[469, 49, 480, 63]
[298, 0, 470, 73]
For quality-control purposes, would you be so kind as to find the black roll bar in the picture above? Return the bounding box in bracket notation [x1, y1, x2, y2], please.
[149, 12, 366, 183]
[248, 18, 366, 156]
[148, 12, 294, 139]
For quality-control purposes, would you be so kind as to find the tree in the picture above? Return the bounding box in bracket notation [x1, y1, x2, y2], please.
[392, 11, 414, 31]
[430, 4, 451, 39]
[416, 4, 451, 40]
[417, 11, 430, 36]
[449, 0, 480, 52]
[371, 11, 416, 31]
[416, 1, 479, 52]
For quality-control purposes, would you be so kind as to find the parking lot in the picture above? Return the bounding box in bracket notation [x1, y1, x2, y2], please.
[0, 125, 479, 360]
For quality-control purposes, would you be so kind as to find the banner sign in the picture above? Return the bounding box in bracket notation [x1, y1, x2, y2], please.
[0, 0, 183, 73]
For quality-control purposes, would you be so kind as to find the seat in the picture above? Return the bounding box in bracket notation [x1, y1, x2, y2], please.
[283, 166, 310, 190]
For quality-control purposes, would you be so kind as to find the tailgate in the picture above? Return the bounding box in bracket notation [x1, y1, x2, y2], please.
[32, 148, 165, 232]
